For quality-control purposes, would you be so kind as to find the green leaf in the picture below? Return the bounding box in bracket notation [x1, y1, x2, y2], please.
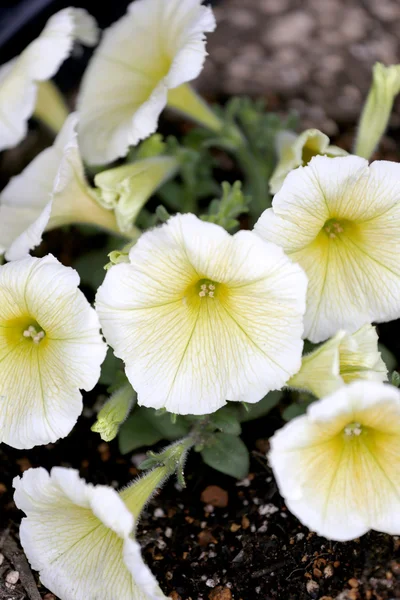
[119, 411, 163, 454]
[201, 181, 249, 232]
[73, 249, 108, 290]
[99, 348, 123, 386]
[282, 403, 307, 421]
[379, 343, 397, 373]
[391, 370, 400, 387]
[118, 407, 190, 454]
[239, 391, 282, 422]
[201, 433, 249, 479]
[210, 405, 241, 435]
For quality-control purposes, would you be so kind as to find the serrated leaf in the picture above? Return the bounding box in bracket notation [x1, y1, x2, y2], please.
[145, 409, 190, 439]
[239, 391, 282, 422]
[210, 405, 241, 435]
[201, 433, 249, 479]
[391, 370, 400, 387]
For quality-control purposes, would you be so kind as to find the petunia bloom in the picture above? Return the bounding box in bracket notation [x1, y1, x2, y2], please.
[269, 128, 347, 195]
[0, 8, 98, 151]
[0, 255, 106, 449]
[77, 0, 219, 165]
[13, 466, 167, 600]
[96, 214, 307, 415]
[0, 114, 142, 261]
[288, 324, 387, 398]
[255, 155, 400, 343]
[269, 380, 400, 541]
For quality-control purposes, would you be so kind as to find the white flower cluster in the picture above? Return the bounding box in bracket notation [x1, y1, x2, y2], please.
[0, 0, 400, 598]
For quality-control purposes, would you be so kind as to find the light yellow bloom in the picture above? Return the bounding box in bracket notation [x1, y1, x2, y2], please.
[77, 0, 219, 165]
[93, 156, 180, 233]
[0, 8, 98, 150]
[13, 466, 168, 600]
[0, 255, 106, 449]
[0, 114, 142, 261]
[270, 128, 347, 195]
[269, 380, 400, 541]
[96, 214, 307, 415]
[34, 80, 69, 134]
[355, 62, 400, 160]
[288, 325, 387, 398]
[255, 155, 400, 343]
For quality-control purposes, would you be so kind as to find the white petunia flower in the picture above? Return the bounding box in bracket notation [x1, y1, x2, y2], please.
[288, 324, 387, 398]
[77, 0, 218, 165]
[269, 128, 347, 195]
[269, 380, 400, 541]
[0, 255, 106, 449]
[96, 214, 307, 415]
[0, 8, 98, 151]
[255, 155, 400, 342]
[13, 467, 167, 600]
[0, 114, 126, 261]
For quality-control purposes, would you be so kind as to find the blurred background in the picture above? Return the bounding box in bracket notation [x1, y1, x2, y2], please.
[1, 0, 400, 138]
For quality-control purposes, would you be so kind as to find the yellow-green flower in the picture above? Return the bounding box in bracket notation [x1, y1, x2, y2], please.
[288, 325, 387, 398]
[77, 0, 220, 165]
[270, 128, 347, 194]
[96, 214, 307, 415]
[269, 380, 400, 541]
[255, 155, 400, 342]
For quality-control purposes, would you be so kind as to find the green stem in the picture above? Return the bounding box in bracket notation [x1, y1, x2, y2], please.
[234, 144, 271, 221]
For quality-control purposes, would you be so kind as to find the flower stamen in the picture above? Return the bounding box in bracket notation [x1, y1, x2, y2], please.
[197, 280, 217, 298]
[23, 325, 45, 344]
[344, 422, 363, 437]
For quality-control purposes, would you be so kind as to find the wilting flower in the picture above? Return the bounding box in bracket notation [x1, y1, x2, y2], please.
[0, 255, 106, 449]
[269, 128, 347, 194]
[0, 114, 147, 261]
[77, 0, 218, 165]
[355, 62, 400, 160]
[96, 214, 307, 415]
[0, 8, 98, 151]
[13, 466, 167, 600]
[288, 324, 387, 398]
[269, 380, 400, 541]
[255, 155, 400, 343]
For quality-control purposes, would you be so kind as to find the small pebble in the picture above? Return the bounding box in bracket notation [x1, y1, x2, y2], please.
[6, 570, 19, 585]
[165, 527, 173, 538]
[306, 579, 319, 597]
[258, 503, 279, 516]
[201, 485, 228, 508]
[0, 553, 4, 566]
[153, 508, 165, 518]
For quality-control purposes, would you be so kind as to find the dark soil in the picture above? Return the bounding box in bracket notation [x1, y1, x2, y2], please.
[1, 397, 400, 600]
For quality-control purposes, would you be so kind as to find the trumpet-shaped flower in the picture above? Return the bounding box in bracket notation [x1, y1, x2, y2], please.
[93, 156, 180, 233]
[96, 214, 307, 415]
[13, 466, 167, 600]
[0, 8, 98, 151]
[355, 62, 400, 160]
[269, 380, 400, 541]
[269, 128, 347, 195]
[0, 114, 132, 261]
[288, 324, 387, 398]
[255, 155, 400, 342]
[0, 255, 106, 449]
[77, 0, 218, 165]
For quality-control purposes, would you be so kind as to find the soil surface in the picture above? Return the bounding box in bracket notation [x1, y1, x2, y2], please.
[1, 1, 400, 599]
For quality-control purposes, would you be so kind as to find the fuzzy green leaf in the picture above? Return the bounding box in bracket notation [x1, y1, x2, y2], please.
[201, 433, 249, 479]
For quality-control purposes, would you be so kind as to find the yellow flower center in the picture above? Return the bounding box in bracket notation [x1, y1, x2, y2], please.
[196, 279, 219, 299]
[1, 316, 47, 347]
[23, 324, 46, 344]
[323, 219, 346, 239]
[344, 422, 363, 437]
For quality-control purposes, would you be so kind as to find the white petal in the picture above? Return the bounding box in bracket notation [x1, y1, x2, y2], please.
[14, 467, 164, 600]
[255, 156, 400, 342]
[78, 0, 215, 164]
[0, 114, 115, 261]
[0, 256, 106, 449]
[96, 214, 307, 415]
[270, 381, 400, 540]
[0, 8, 98, 151]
